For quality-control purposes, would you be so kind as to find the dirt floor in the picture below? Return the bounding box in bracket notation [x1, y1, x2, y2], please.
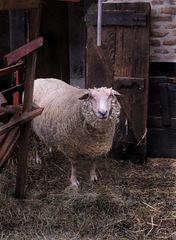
[0, 144, 176, 239]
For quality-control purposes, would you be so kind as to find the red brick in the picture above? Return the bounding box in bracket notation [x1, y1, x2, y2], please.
[151, 30, 169, 38]
[166, 24, 176, 29]
[151, 24, 161, 29]
[161, 7, 176, 15]
[150, 39, 161, 46]
[169, 0, 176, 5]
[150, 56, 161, 61]
[151, 0, 164, 5]
[151, 9, 158, 16]
[154, 49, 169, 54]
[164, 56, 176, 61]
[163, 39, 176, 45]
[153, 16, 172, 22]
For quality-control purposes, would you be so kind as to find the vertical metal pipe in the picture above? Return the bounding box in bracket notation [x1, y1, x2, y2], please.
[97, 0, 103, 46]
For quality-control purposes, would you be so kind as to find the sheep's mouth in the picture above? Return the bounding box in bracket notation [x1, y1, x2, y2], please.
[98, 115, 108, 120]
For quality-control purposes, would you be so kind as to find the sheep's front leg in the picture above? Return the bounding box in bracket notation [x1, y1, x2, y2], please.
[70, 160, 80, 187]
[90, 160, 98, 182]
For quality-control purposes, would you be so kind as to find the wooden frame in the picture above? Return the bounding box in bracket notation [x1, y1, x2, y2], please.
[4, 37, 43, 66]
[0, 0, 80, 11]
[0, 0, 41, 10]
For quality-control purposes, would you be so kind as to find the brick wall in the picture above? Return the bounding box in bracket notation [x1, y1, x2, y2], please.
[106, 0, 176, 62]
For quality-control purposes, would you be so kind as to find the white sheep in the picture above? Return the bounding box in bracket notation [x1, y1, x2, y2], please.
[32, 78, 121, 187]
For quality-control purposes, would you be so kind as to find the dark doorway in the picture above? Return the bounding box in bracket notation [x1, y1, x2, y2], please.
[36, 2, 70, 83]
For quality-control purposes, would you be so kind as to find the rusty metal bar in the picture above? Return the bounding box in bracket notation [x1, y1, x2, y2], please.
[4, 37, 43, 66]
[0, 107, 43, 136]
[0, 61, 24, 78]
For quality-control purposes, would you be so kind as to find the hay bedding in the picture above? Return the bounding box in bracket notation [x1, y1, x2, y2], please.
[0, 138, 176, 239]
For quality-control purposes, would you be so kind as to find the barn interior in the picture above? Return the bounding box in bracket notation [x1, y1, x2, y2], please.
[0, 0, 176, 239]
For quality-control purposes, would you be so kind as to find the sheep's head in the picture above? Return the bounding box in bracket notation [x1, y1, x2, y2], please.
[79, 87, 121, 128]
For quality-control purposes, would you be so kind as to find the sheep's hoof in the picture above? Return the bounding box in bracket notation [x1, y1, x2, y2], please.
[70, 178, 80, 188]
[90, 173, 98, 183]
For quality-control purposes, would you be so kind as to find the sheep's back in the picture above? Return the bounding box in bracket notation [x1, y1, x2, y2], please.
[33, 78, 82, 106]
[32, 78, 85, 149]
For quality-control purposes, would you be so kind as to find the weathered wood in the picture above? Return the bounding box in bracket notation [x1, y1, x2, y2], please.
[0, 105, 22, 114]
[86, 26, 114, 88]
[168, 83, 176, 118]
[0, 93, 7, 106]
[86, 11, 147, 26]
[159, 83, 171, 127]
[114, 4, 150, 160]
[148, 116, 176, 130]
[4, 37, 43, 66]
[2, 84, 23, 97]
[15, 8, 41, 199]
[113, 77, 144, 90]
[86, 3, 150, 161]
[148, 116, 163, 128]
[148, 128, 176, 157]
[0, 127, 20, 168]
[0, 62, 24, 78]
[55, 0, 80, 2]
[0, 0, 41, 11]
[0, 107, 43, 136]
[0, 133, 6, 146]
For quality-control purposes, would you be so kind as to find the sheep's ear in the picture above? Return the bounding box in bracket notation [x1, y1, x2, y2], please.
[111, 89, 122, 97]
[79, 92, 90, 100]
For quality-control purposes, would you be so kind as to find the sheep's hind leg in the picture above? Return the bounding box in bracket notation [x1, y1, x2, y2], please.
[35, 150, 42, 164]
[70, 160, 80, 187]
[90, 160, 98, 182]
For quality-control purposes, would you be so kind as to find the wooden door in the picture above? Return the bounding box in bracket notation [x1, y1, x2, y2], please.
[85, 3, 150, 162]
[148, 76, 176, 157]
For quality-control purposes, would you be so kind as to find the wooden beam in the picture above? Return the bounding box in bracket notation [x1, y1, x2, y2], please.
[0, 105, 23, 114]
[2, 84, 24, 97]
[0, 107, 43, 136]
[47, 0, 80, 2]
[113, 77, 145, 90]
[86, 11, 147, 27]
[15, 8, 41, 199]
[0, 0, 41, 11]
[0, 127, 20, 168]
[4, 37, 43, 66]
[0, 93, 7, 106]
[0, 62, 24, 78]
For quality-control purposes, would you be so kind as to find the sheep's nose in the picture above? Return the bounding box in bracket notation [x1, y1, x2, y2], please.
[98, 110, 108, 118]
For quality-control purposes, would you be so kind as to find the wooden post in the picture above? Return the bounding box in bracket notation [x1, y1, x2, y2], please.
[15, 8, 41, 198]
